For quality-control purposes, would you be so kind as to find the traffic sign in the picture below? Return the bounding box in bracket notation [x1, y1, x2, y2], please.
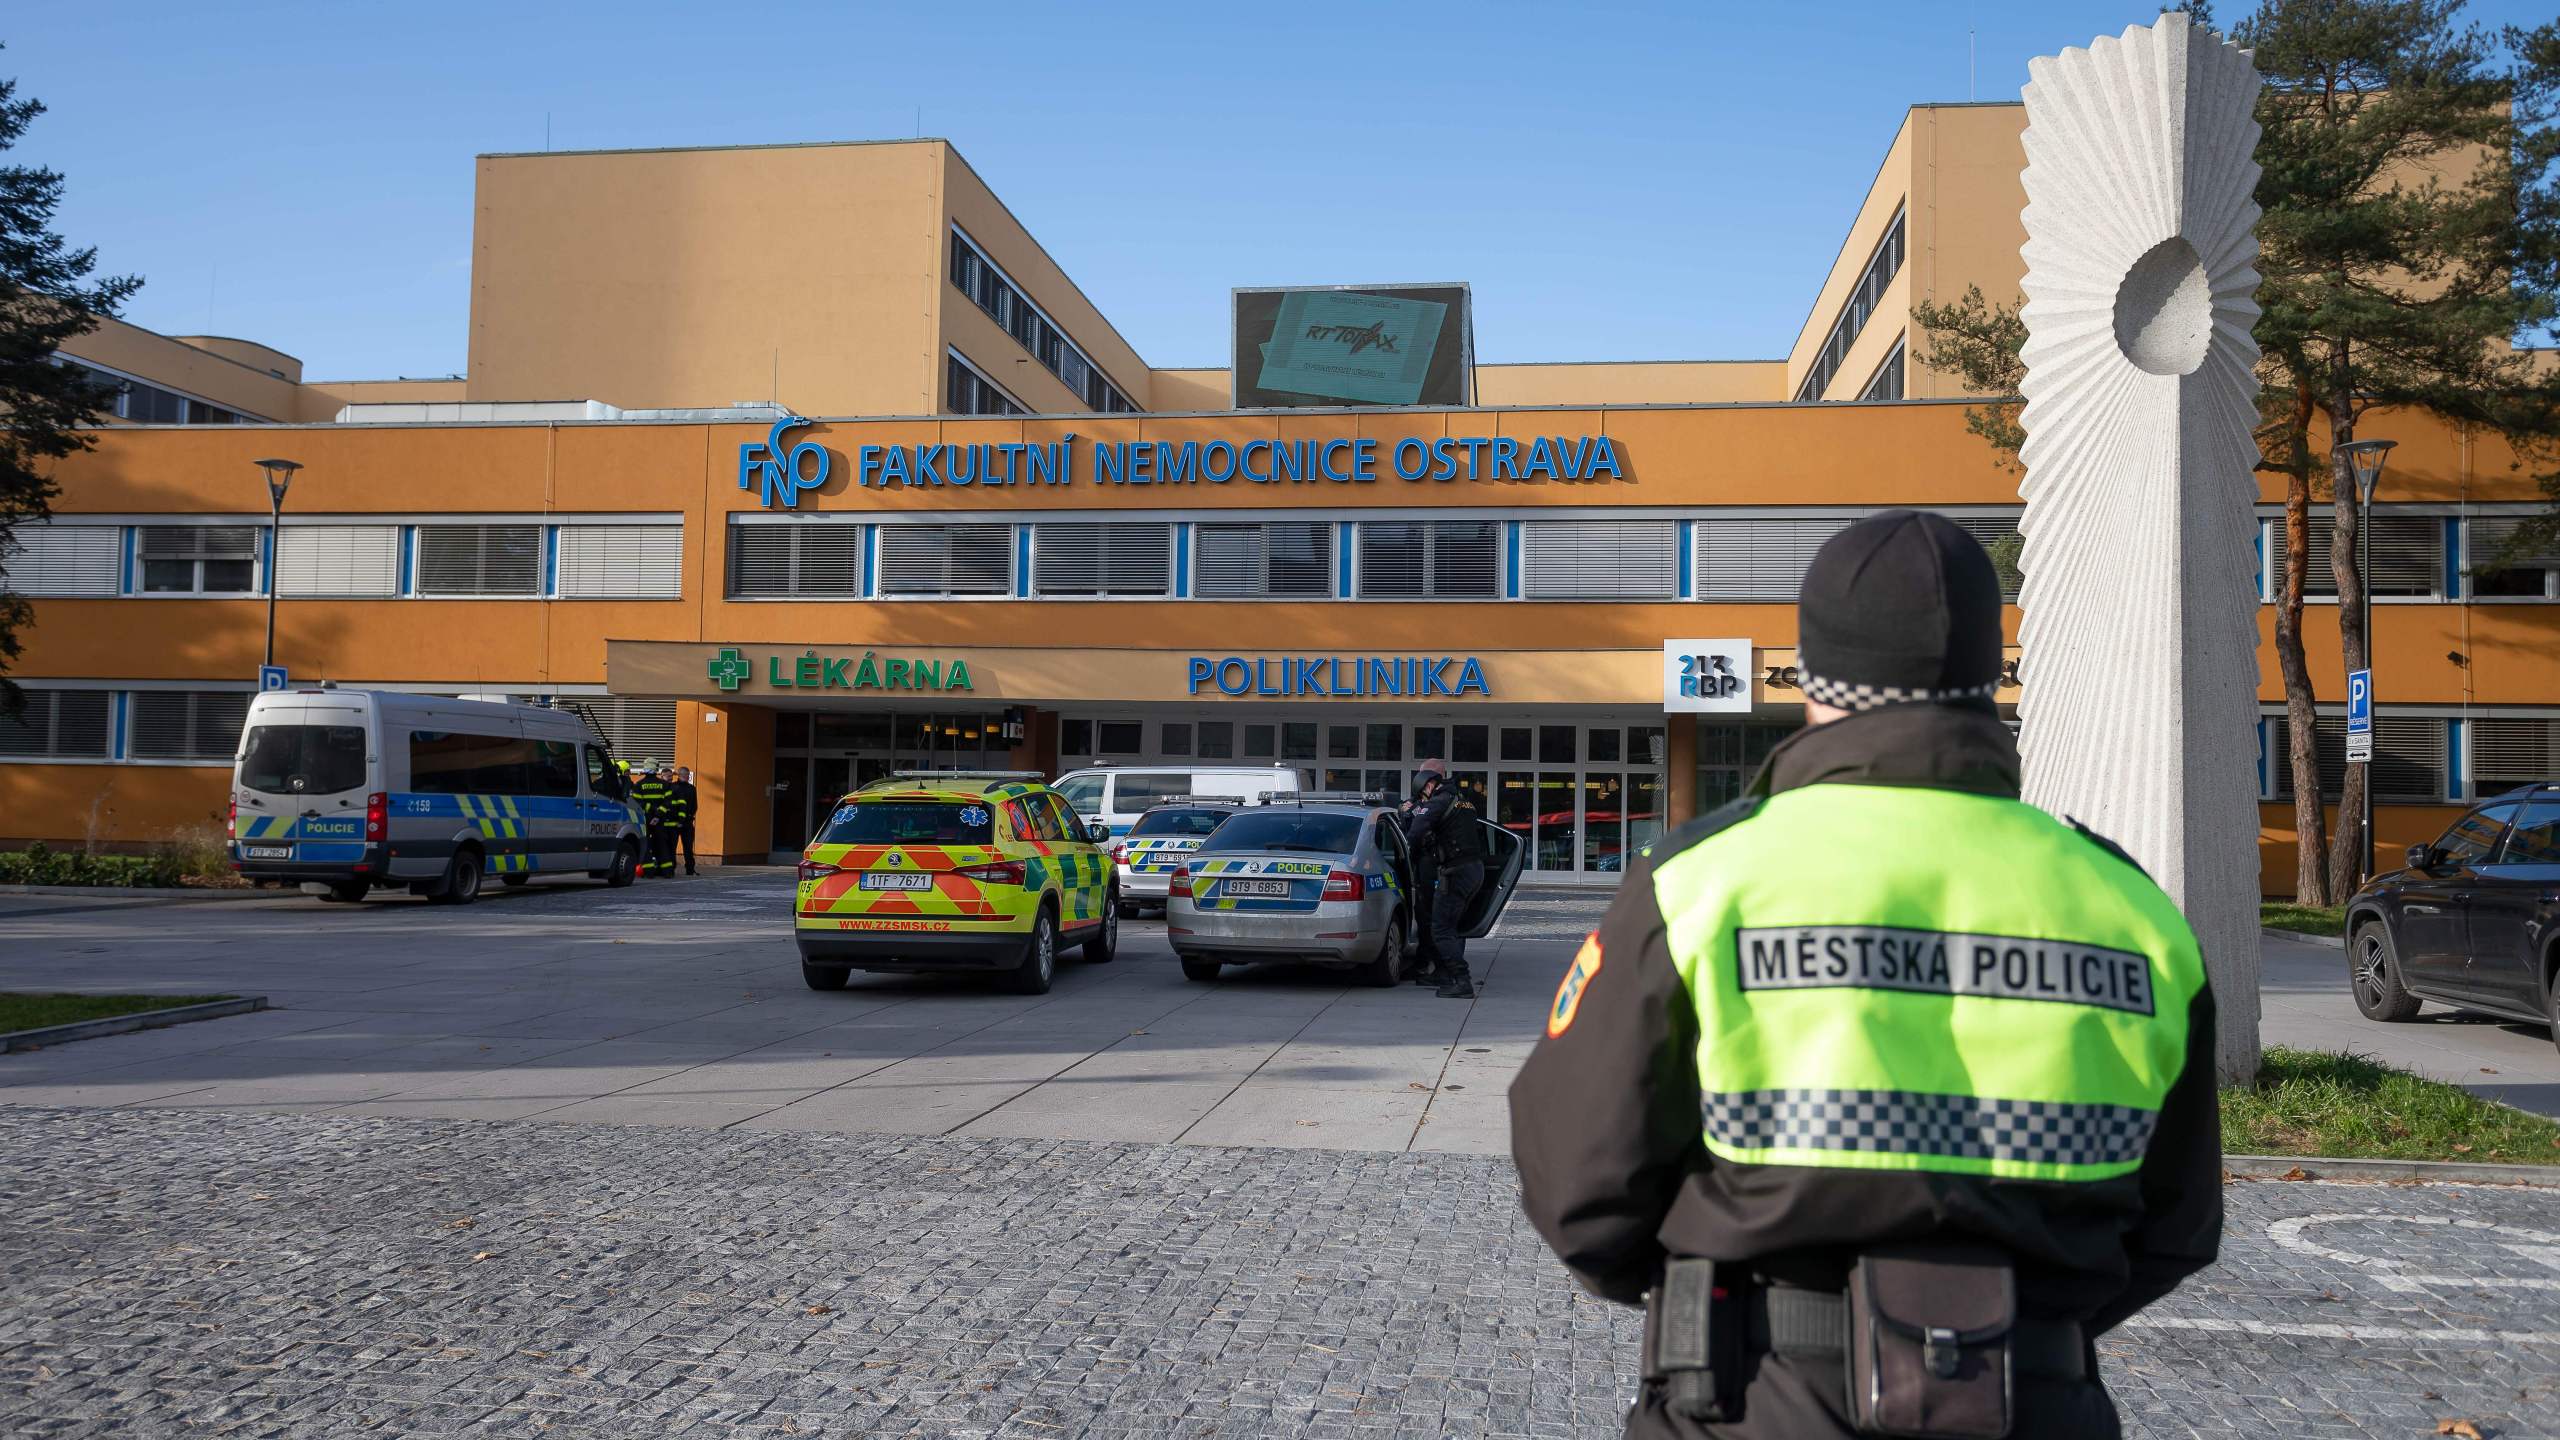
[258, 664, 290, 693]
[2345, 668, 2372, 763]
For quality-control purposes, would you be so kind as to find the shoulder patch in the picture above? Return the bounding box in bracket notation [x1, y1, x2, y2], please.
[2066, 817, 2153, 880]
[1647, 795, 1767, 864]
[1548, 933, 1603, 1037]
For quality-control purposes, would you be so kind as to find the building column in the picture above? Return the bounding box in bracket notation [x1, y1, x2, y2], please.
[686, 701, 774, 863]
[1665, 716, 1697, 829]
[1008, 707, 1059, 777]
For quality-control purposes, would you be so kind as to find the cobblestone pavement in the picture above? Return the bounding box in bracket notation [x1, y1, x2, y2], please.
[4, 1105, 2557, 1439]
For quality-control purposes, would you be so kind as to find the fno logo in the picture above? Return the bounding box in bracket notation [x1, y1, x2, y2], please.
[738, 417, 831, 509]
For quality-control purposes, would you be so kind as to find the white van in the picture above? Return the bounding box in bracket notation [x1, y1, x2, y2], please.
[230, 688, 647, 904]
[1052, 764, 1306, 838]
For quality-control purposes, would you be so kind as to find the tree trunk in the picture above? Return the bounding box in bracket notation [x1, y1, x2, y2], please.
[2275, 386, 2328, 904]
[2326, 438, 2372, 900]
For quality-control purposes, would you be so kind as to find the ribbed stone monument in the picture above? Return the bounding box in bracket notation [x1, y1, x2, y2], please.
[2013, 13, 2266, 1081]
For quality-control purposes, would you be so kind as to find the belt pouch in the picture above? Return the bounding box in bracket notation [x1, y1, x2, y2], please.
[1844, 1245, 2015, 1439]
[1648, 1258, 1740, 1423]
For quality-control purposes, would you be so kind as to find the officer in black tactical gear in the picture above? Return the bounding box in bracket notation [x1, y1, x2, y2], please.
[1404, 756, 1488, 998]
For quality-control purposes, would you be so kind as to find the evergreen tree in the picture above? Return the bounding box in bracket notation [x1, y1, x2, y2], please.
[1915, 2, 2560, 905]
[0, 54, 139, 711]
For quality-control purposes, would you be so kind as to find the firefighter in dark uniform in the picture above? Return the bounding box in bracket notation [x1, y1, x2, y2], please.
[1404, 756, 1490, 999]
[1510, 512, 2221, 1440]
[671, 766, 701, 875]
[628, 765, 676, 877]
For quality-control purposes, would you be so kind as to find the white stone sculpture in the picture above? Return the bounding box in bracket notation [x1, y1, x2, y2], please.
[2013, 13, 2266, 1081]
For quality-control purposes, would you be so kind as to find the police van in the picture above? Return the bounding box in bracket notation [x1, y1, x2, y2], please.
[1053, 764, 1305, 838]
[230, 687, 646, 904]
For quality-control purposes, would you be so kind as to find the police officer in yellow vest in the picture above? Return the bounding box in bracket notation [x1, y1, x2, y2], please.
[1511, 511, 2220, 1440]
[628, 764, 678, 877]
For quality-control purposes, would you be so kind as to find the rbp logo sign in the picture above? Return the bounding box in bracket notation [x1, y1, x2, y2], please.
[1664, 639, 1752, 714]
[738, 416, 831, 509]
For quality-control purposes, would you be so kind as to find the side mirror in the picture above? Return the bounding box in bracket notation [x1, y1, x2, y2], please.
[2406, 842, 2439, 871]
[1087, 820, 1113, 844]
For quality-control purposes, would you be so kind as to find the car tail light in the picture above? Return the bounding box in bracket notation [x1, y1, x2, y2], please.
[1169, 868, 1194, 899]
[1109, 843, 1127, 864]
[956, 860, 1027, 886]
[797, 859, 841, 882]
[226, 799, 237, 840]
[364, 792, 388, 843]
[1323, 870, 1366, 901]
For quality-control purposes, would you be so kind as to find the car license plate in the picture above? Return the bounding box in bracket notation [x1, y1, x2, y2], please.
[860, 872, 934, 891]
[1220, 878, 1290, 897]
[245, 845, 292, 860]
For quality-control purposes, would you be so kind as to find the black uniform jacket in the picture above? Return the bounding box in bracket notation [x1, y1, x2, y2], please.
[1507, 703, 2222, 1335]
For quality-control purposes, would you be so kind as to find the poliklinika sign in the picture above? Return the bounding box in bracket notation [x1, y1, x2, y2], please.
[1186, 655, 1492, 699]
[739, 421, 1626, 510]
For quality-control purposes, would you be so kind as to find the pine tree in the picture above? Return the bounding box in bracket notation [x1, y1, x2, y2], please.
[0, 54, 140, 711]
[1914, 3, 2560, 904]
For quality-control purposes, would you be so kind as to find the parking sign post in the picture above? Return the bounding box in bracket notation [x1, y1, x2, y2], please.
[2346, 668, 2373, 880]
[258, 665, 290, 693]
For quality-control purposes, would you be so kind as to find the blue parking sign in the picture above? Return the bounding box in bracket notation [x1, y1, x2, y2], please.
[258, 665, 290, 692]
[2345, 668, 2372, 762]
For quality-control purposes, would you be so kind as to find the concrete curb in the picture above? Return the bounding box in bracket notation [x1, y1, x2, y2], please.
[0, 883, 283, 902]
[0, 996, 268, 1053]
[2262, 925, 2344, 950]
[2225, 1152, 2557, 1186]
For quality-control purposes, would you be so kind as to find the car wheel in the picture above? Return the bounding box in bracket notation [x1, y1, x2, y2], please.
[1008, 908, 1058, 995]
[1180, 956, 1222, 983]
[2350, 921, 2422, 1022]
[429, 848, 483, 906]
[319, 880, 368, 905]
[1362, 916, 1404, 988]
[1083, 896, 1119, 964]
[2545, 955, 2560, 1057]
[604, 841, 639, 888]
[801, 961, 850, 992]
[500, 873, 531, 889]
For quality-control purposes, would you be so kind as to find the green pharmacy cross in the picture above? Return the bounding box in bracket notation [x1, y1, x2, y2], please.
[708, 648, 752, 692]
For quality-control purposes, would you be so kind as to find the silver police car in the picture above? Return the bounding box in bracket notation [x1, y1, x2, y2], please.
[1112, 799, 1240, 917]
[1166, 794, 1524, 985]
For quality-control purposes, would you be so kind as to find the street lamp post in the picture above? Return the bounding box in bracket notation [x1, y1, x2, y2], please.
[253, 459, 303, 670]
[2335, 438, 2396, 883]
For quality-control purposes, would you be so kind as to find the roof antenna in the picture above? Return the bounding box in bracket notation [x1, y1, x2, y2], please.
[545, 112, 552, 151]
[1969, 27, 1976, 101]
[915, 106, 922, 139]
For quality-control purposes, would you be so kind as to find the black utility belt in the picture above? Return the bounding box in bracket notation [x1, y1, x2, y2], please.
[1642, 1251, 2083, 1439]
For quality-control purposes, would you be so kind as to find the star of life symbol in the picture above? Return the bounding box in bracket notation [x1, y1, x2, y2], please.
[707, 648, 751, 691]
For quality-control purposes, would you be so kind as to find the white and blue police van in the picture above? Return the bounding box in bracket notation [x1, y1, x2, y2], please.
[1052, 764, 1306, 838]
[229, 687, 646, 904]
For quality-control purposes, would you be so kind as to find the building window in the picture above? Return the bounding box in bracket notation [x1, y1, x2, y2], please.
[1356, 520, 1501, 598]
[2269, 714, 2447, 803]
[1795, 208, 1906, 403]
[2471, 716, 2560, 796]
[1031, 522, 1173, 597]
[1859, 336, 1906, 401]
[554, 524, 683, 599]
[415, 524, 542, 597]
[945, 352, 1027, 417]
[1521, 520, 1678, 599]
[136, 525, 258, 595]
[274, 525, 403, 598]
[1694, 516, 1856, 602]
[947, 226, 1138, 414]
[556, 697, 677, 769]
[128, 690, 253, 762]
[1940, 512, 2025, 602]
[1195, 522, 1334, 598]
[875, 523, 1013, 597]
[55, 355, 260, 424]
[2, 523, 122, 597]
[2468, 518, 2560, 599]
[0, 687, 111, 759]
[727, 522, 861, 598]
[2267, 513, 2444, 599]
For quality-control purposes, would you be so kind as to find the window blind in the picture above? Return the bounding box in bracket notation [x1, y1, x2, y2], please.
[1032, 522, 1172, 597]
[1522, 521, 1678, 599]
[876, 523, 1012, 597]
[727, 523, 861, 598]
[1356, 521, 1500, 598]
[127, 690, 252, 762]
[1195, 522, 1332, 598]
[136, 525, 257, 594]
[2269, 714, 2446, 802]
[0, 687, 111, 758]
[555, 524, 682, 598]
[1943, 513, 2025, 602]
[275, 525, 402, 598]
[0, 524, 121, 597]
[567, 697, 677, 768]
[2469, 717, 2560, 796]
[2269, 514, 2441, 598]
[416, 525, 541, 596]
[1695, 517, 1856, 601]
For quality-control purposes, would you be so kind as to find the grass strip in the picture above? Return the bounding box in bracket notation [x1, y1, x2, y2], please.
[2220, 1046, 2560, 1165]
[2259, 902, 2346, 938]
[0, 993, 238, 1034]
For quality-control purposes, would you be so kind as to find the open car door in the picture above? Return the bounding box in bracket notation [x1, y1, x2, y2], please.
[1457, 819, 1529, 939]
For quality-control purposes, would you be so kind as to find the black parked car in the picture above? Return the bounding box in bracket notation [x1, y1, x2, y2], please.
[2344, 784, 2560, 1049]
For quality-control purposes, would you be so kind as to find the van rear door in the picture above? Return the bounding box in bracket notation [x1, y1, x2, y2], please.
[234, 695, 376, 863]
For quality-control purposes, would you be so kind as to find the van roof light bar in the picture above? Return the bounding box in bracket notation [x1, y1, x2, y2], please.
[1272, 790, 1394, 806]
[881, 769, 1046, 781]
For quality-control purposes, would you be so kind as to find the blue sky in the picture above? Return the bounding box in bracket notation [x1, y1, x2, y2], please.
[10, 1, 2550, 380]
